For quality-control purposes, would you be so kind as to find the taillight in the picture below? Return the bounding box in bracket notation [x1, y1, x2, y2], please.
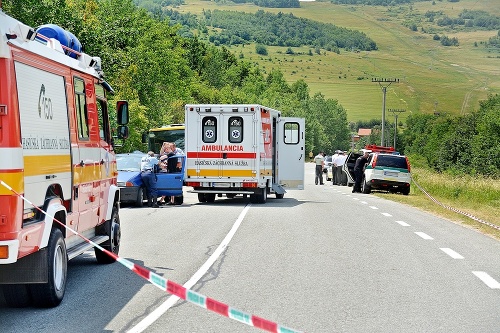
[242, 182, 257, 188]
[371, 154, 377, 168]
[405, 157, 411, 172]
[185, 182, 200, 187]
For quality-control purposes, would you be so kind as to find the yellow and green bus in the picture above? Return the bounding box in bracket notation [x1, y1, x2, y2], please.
[143, 123, 185, 153]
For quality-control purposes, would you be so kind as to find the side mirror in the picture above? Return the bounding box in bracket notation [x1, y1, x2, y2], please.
[117, 125, 129, 139]
[141, 132, 148, 144]
[116, 100, 129, 125]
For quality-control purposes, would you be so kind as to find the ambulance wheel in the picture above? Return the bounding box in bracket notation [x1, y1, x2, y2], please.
[135, 187, 144, 207]
[30, 228, 67, 307]
[205, 193, 216, 203]
[257, 188, 267, 204]
[198, 193, 206, 202]
[95, 206, 120, 264]
[275, 193, 284, 199]
[2, 284, 32, 307]
[174, 195, 184, 205]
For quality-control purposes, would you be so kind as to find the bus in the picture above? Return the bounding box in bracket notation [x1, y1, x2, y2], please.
[143, 124, 185, 153]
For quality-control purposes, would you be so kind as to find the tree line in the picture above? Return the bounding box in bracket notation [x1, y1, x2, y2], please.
[2, 0, 351, 158]
[3, 0, 499, 178]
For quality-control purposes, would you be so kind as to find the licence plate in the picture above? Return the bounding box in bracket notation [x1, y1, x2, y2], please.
[383, 171, 398, 177]
[213, 182, 230, 188]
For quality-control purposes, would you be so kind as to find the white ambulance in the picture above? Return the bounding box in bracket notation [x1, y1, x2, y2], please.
[184, 104, 305, 203]
[0, 12, 129, 307]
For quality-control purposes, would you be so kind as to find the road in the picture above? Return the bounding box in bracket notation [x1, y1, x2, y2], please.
[1, 163, 500, 332]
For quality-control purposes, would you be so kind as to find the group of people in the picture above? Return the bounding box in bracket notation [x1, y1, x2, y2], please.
[313, 150, 348, 186]
[312, 149, 371, 193]
[140, 142, 184, 208]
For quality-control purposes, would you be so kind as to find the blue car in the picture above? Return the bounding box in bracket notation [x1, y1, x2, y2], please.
[116, 152, 145, 207]
[116, 152, 185, 207]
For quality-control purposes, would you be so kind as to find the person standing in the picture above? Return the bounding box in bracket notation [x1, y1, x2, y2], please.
[331, 150, 340, 185]
[353, 150, 370, 193]
[335, 151, 348, 186]
[314, 151, 325, 185]
[141, 151, 159, 207]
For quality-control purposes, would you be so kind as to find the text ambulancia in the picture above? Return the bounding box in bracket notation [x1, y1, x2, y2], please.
[0, 12, 129, 307]
[184, 104, 305, 204]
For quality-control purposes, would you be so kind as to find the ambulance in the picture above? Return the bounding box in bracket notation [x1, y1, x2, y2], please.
[184, 104, 305, 203]
[0, 11, 129, 307]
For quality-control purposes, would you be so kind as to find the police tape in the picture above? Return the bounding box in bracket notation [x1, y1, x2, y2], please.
[411, 177, 500, 232]
[0, 180, 302, 333]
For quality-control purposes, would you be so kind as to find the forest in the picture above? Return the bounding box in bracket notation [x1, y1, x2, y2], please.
[2, 0, 499, 177]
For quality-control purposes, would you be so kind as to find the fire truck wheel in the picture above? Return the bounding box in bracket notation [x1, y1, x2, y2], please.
[275, 193, 284, 199]
[135, 187, 144, 207]
[95, 206, 120, 264]
[205, 193, 216, 203]
[30, 228, 67, 307]
[2, 284, 32, 307]
[198, 193, 207, 203]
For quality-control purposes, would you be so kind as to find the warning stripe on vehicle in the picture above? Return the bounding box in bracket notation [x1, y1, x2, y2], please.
[187, 169, 255, 177]
[0, 179, 302, 333]
[187, 151, 256, 159]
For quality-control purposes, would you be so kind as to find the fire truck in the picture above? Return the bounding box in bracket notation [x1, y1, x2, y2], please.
[0, 12, 129, 307]
[184, 104, 305, 203]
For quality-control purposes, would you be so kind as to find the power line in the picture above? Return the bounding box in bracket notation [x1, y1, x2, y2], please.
[372, 78, 399, 146]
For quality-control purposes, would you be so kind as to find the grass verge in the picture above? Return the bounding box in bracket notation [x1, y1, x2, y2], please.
[375, 167, 500, 241]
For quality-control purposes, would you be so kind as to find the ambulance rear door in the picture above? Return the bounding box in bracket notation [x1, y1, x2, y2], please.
[276, 117, 305, 190]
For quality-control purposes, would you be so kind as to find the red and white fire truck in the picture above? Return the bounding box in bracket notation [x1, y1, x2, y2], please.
[184, 104, 305, 203]
[0, 11, 129, 307]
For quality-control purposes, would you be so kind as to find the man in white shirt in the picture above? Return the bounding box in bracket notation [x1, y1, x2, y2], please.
[334, 151, 348, 185]
[314, 152, 325, 185]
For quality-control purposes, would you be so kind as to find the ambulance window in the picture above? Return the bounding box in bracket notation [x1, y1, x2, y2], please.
[74, 78, 89, 140]
[228, 117, 243, 144]
[202, 116, 217, 143]
[284, 122, 300, 144]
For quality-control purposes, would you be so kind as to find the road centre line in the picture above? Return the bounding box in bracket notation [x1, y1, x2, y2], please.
[395, 220, 410, 226]
[415, 232, 434, 240]
[381, 213, 392, 217]
[472, 271, 500, 289]
[360, 201, 368, 204]
[369, 206, 378, 210]
[440, 248, 464, 259]
[128, 204, 251, 333]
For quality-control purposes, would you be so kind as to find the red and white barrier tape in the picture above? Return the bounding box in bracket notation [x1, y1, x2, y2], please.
[0, 180, 302, 333]
[411, 177, 500, 231]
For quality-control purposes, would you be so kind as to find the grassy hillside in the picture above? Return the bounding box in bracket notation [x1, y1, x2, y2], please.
[172, 0, 500, 123]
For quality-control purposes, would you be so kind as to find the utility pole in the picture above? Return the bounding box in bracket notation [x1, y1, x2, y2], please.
[388, 108, 406, 150]
[372, 78, 399, 146]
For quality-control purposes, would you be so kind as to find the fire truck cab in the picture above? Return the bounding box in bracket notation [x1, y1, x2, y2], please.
[0, 12, 129, 307]
[184, 104, 305, 204]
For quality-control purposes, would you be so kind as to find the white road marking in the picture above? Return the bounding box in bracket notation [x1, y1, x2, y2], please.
[352, 197, 359, 201]
[472, 271, 500, 289]
[381, 213, 392, 217]
[395, 220, 410, 227]
[415, 232, 433, 240]
[369, 206, 378, 210]
[128, 204, 251, 333]
[440, 248, 464, 259]
[360, 201, 368, 204]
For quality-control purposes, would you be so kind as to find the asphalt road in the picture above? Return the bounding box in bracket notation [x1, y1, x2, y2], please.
[1, 163, 499, 332]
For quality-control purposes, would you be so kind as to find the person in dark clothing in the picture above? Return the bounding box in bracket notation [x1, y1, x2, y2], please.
[353, 151, 370, 193]
[140, 151, 159, 207]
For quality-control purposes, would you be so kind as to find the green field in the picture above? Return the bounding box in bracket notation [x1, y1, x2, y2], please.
[173, 0, 500, 122]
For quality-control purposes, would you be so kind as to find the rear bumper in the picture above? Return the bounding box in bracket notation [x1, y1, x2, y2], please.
[119, 187, 139, 202]
[368, 179, 410, 190]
